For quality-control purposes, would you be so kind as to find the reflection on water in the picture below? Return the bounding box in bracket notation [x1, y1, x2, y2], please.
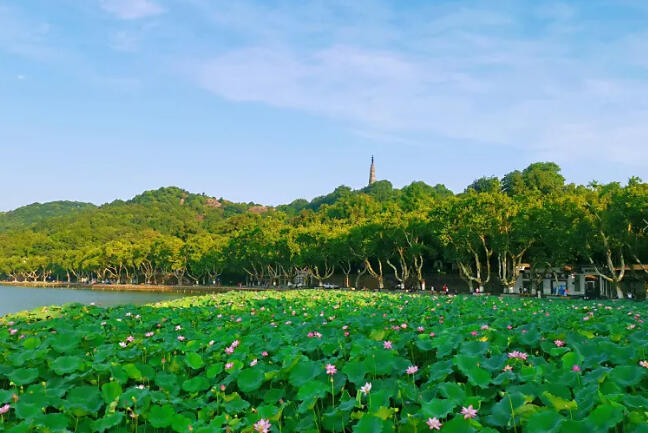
[0, 285, 188, 317]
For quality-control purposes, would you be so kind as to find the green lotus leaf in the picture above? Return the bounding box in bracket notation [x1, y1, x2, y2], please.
[437, 382, 466, 405]
[185, 352, 204, 370]
[585, 404, 624, 433]
[51, 356, 83, 375]
[91, 412, 124, 433]
[223, 393, 250, 413]
[66, 386, 103, 415]
[9, 368, 39, 386]
[122, 363, 142, 380]
[101, 381, 123, 403]
[148, 404, 175, 428]
[288, 360, 321, 387]
[50, 333, 80, 353]
[296, 380, 328, 401]
[352, 414, 384, 433]
[206, 362, 223, 378]
[460, 341, 489, 357]
[342, 361, 366, 385]
[14, 400, 42, 420]
[421, 399, 455, 419]
[171, 413, 193, 433]
[524, 410, 564, 433]
[438, 416, 476, 433]
[35, 413, 70, 433]
[22, 337, 41, 350]
[182, 375, 210, 393]
[237, 367, 265, 392]
[609, 365, 644, 387]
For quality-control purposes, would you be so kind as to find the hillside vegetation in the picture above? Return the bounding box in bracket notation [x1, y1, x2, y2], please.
[0, 163, 646, 297]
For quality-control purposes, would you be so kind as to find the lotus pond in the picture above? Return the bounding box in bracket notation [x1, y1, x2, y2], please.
[1, 291, 647, 433]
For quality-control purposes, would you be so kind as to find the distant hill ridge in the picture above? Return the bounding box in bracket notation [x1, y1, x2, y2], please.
[0, 201, 96, 233]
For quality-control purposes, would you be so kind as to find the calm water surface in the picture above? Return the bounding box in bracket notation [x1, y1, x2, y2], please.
[0, 285, 188, 317]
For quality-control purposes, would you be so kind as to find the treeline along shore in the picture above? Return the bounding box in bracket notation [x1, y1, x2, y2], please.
[1, 162, 647, 299]
[0, 280, 283, 294]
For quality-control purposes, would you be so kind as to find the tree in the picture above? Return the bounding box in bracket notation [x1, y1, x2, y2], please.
[466, 176, 501, 194]
[522, 162, 565, 194]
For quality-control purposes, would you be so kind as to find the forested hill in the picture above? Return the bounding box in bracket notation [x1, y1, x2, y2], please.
[0, 163, 646, 295]
[0, 201, 96, 233]
[1, 186, 260, 241]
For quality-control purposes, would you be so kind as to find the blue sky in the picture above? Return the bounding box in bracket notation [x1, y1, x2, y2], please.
[1, 0, 647, 211]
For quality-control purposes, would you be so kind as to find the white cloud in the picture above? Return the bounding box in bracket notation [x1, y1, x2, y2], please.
[186, 2, 648, 166]
[99, 0, 163, 20]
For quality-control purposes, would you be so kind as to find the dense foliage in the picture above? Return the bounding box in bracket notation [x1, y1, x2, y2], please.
[0, 202, 96, 234]
[0, 163, 646, 296]
[1, 291, 647, 433]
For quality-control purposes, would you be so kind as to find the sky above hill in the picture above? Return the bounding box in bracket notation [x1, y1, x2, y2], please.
[1, 0, 647, 211]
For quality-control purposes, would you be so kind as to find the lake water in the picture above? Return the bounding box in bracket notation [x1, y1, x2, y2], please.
[0, 285, 188, 317]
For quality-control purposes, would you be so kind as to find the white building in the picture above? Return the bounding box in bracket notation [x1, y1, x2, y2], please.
[512, 265, 611, 298]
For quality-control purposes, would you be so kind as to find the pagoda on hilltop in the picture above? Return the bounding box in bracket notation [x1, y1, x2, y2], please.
[368, 156, 376, 186]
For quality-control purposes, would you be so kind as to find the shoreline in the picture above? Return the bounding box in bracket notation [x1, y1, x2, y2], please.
[0, 281, 288, 294]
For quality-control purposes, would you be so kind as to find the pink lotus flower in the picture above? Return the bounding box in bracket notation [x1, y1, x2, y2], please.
[508, 351, 528, 361]
[639, 360, 648, 369]
[426, 417, 442, 430]
[225, 362, 234, 370]
[145, 332, 154, 337]
[406, 365, 418, 375]
[325, 364, 337, 375]
[0, 404, 10, 414]
[9, 329, 17, 335]
[307, 332, 314, 338]
[360, 382, 372, 395]
[177, 335, 185, 341]
[126, 336, 134, 343]
[383, 341, 393, 349]
[507, 325, 512, 330]
[208, 340, 215, 346]
[254, 418, 271, 433]
[417, 326, 425, 332]
[250, 359, 258, 367]
[220, 384, 226, 391]
[429, 332, 435, 337]
[480, 325, 489, 330]
[261, 351, 268, 357]
[175, 325, 182, 331]
[461, 405, 478, 419]
[503, 365, 513, 372]
[554, 340, 565, 347]
[231, 340, 240, 348]
[572, 365, 581, 372]
[119, 342, 127, 348]
[225, 347, 234, 354]
[344, 331, 350, 336]
[470, 331, 478, 336]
